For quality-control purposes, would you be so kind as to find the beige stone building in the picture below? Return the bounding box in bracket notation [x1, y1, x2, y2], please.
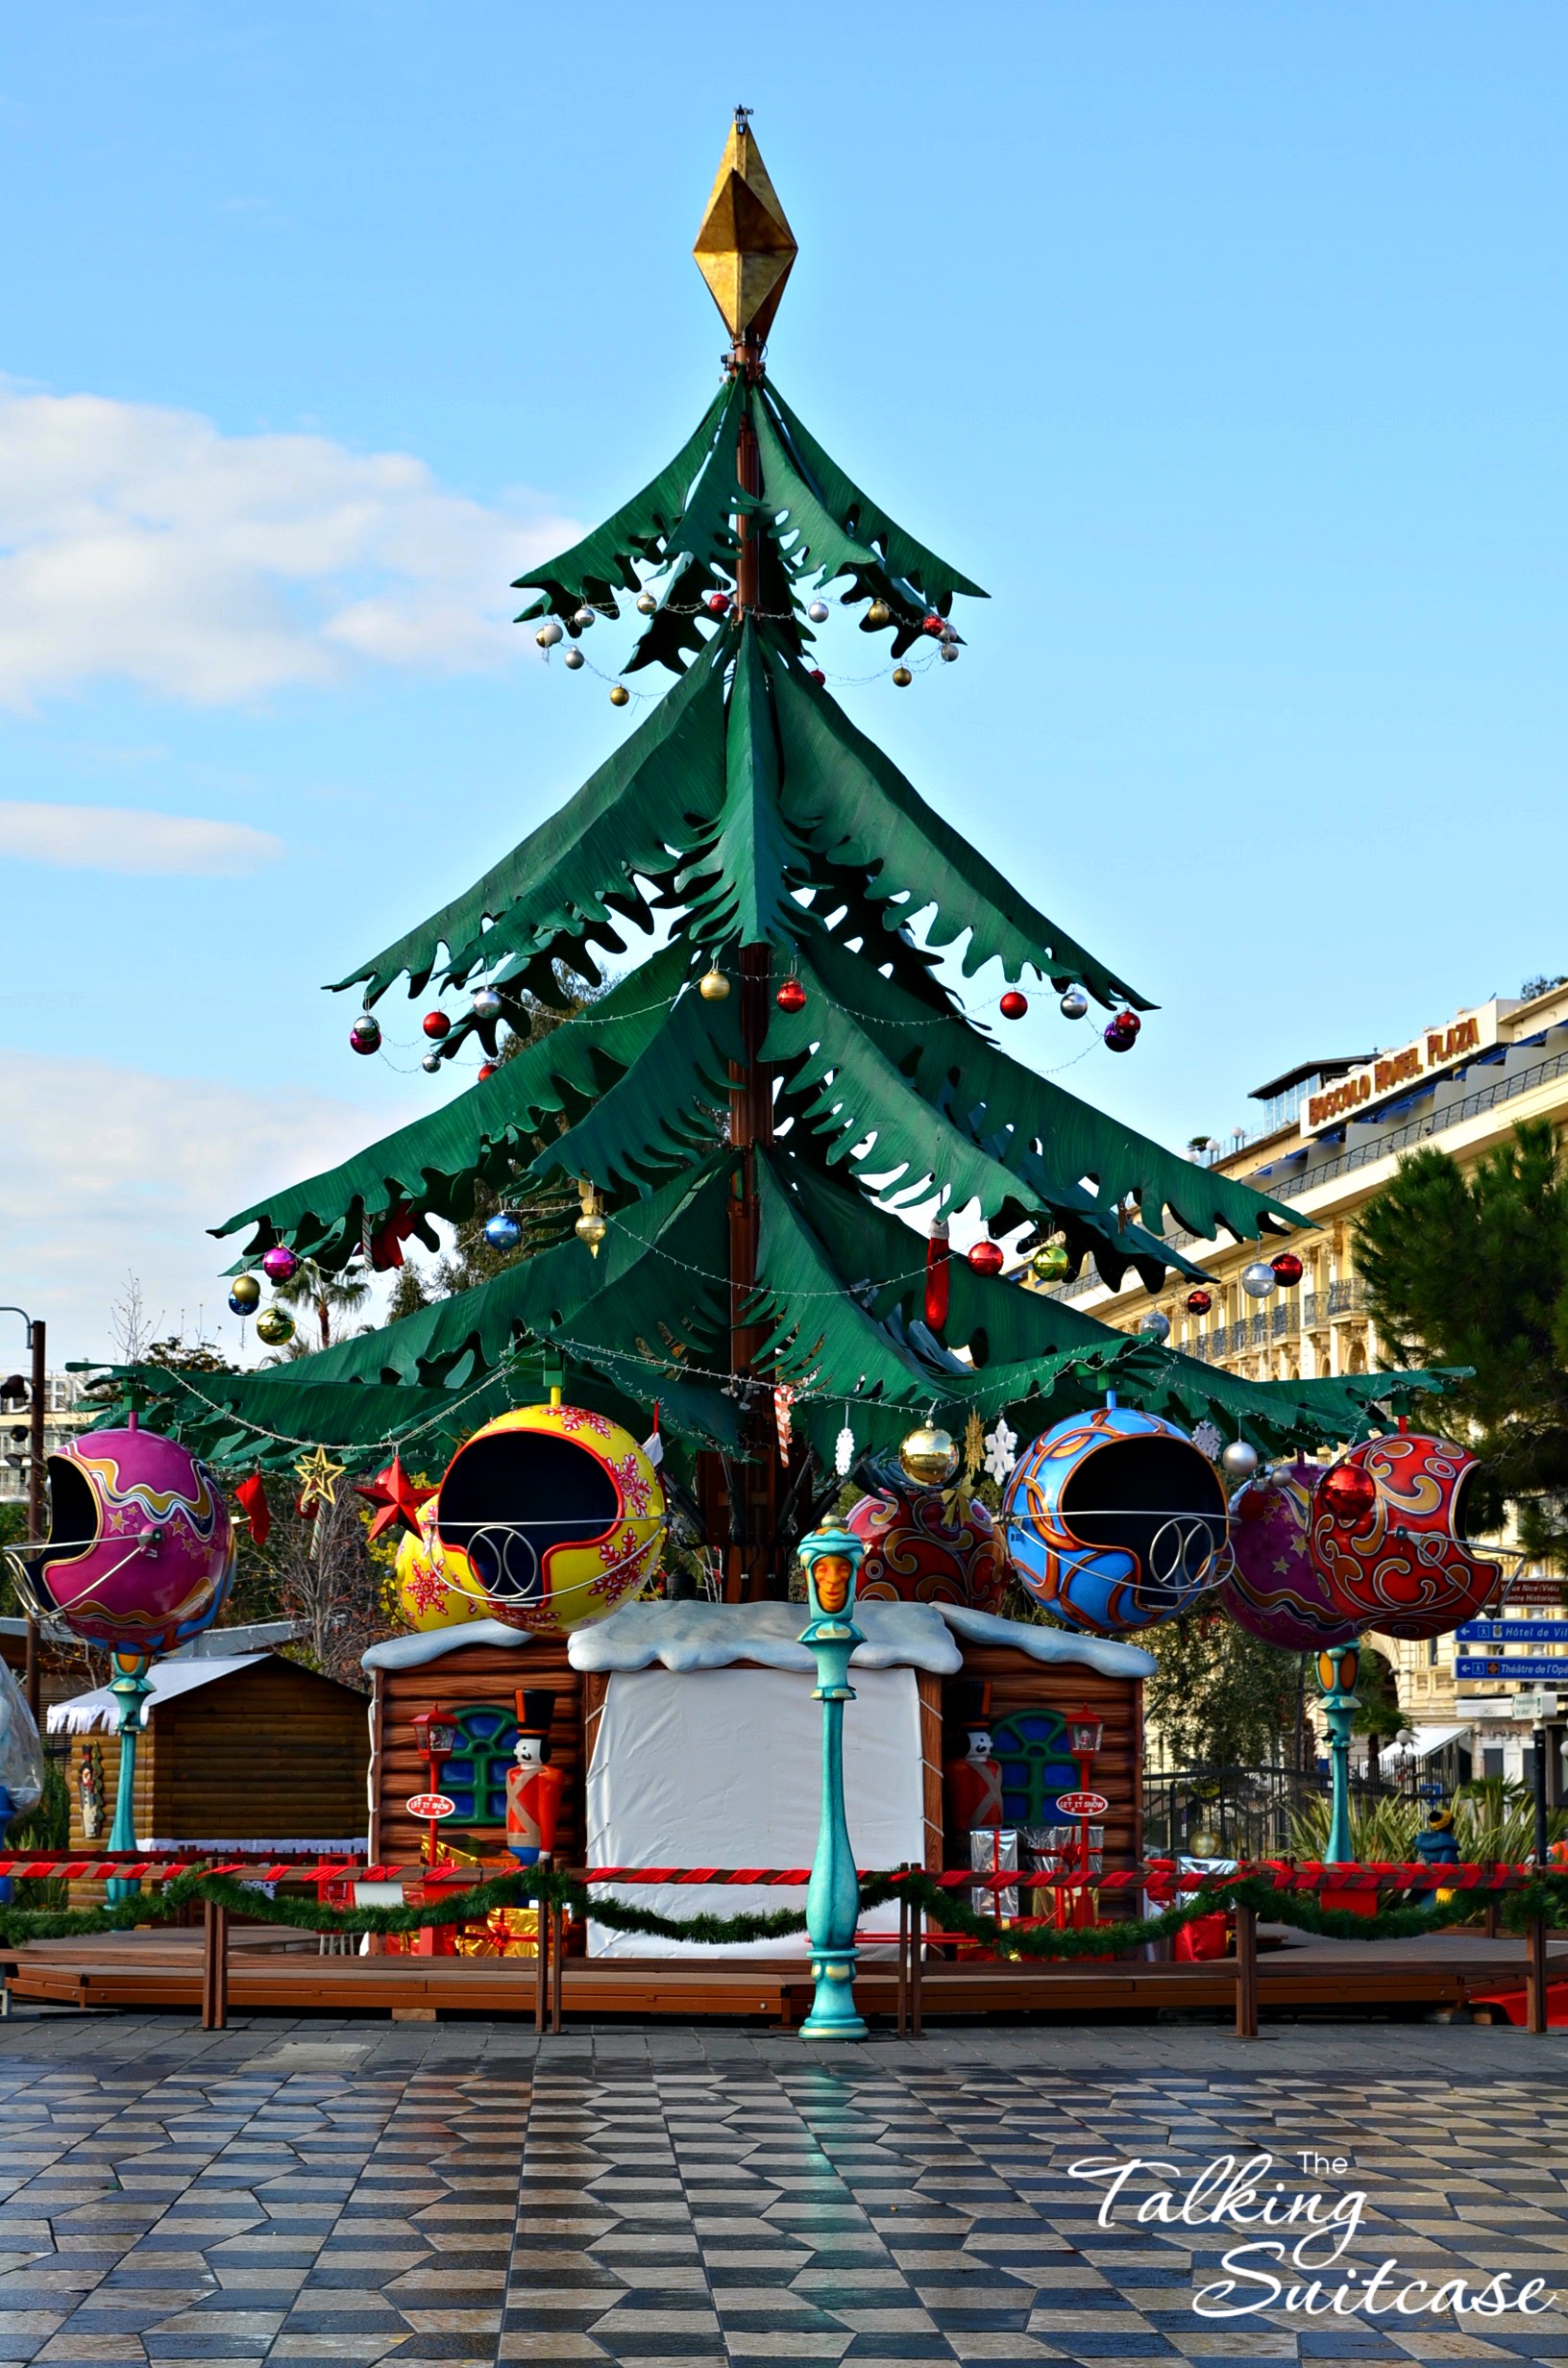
[1024, 977, 1568, 1787]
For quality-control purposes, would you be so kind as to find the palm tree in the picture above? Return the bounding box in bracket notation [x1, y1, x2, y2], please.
[271, 1256, 373, 1352]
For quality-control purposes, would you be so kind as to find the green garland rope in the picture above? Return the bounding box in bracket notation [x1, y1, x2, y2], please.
[2, 1866, 1566, 1959]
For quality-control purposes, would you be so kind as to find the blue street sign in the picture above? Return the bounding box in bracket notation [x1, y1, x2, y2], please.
[1455, 1657, 1568, 1681]
[1456, 1621, 1568, 1644]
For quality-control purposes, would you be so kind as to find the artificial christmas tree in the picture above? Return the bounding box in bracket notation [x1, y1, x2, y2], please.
[117, 114, 1448, 1596]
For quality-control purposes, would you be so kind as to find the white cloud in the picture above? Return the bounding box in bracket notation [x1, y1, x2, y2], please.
[0, 381, 580, 707]
[0, 799, 283, 875]
[0, 1048, 416, 1365]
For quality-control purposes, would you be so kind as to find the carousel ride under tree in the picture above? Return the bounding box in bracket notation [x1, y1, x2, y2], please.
[102, 114, 1458, 1623]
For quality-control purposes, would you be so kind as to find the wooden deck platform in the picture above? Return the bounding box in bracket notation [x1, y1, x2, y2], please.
[6, 1928, 1562, 2026]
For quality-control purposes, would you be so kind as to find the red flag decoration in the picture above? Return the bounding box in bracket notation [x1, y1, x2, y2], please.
[354, 1453, 432, 1543]
[234, 1471, 271, 1547]
[924, 1216, 950, 1334]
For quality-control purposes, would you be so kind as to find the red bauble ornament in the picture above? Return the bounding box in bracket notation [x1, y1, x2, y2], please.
[478, 1061, 497, 1080]
[355, 1452, 434, 1546]
[1319, 1461, 1377, 1528]
[422, 1011, 452, 1041]
[809, 667, 825, 684]
[921, 612, 944, 637]
[1104, 1010, 1140, 1052]
[968, 1240, 1005, 1276]
[998, 991, 1029, 1021]
[1185, 1288, 1213, 1315]
[705, 591, 731, 615]
[775, 977, 807, 1014]
[1270, 1251, 1304, 1288]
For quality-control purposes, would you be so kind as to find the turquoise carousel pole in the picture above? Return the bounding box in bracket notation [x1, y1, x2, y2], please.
[105, 1650, 153, 1902]
[1317, 1642, 1361, 1865]
[796, 1524, 868, 2042]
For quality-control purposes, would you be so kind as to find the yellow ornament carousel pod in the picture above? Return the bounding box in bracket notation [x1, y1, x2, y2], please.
[433, 1403, 666, 1638]
[393, 1503, 489, 1633]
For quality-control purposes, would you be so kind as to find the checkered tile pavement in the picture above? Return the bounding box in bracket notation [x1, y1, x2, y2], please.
[0, 2039, 1564, 2364]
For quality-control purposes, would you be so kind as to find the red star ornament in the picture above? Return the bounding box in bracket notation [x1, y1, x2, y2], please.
[354, 1453, 433, 1543]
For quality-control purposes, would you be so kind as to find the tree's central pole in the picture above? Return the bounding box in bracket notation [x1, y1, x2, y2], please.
[723, 326, 779, 1600]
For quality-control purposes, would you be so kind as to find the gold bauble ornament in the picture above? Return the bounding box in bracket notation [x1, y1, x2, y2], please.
[698, 966, 730, 1001]
[575, 1210, 607, 1256]
[899, 1422, 959, 1488]
[609, 684, 630, 707]
[1031, 1241, 1071, 1284]
[892, 665, 913, 687]
[230, 1273, 261, 1311]
[256, 1305, 295, 1346]
[866, 599, 893, 629]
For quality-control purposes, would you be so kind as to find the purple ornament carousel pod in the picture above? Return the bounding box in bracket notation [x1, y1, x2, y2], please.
[13, 1421, 235, 1658]
[1000, 1401, 1228, 1637]
[1220, 1458, 1360, 1651]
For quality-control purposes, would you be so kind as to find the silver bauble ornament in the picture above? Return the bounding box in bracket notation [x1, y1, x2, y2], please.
[421, 1051, 441, 1073]
[1240, 1260, 1277, 1298]
[1059, 986, 1089, 1021]
[535, 619, 563, 650]
[1220, 1439, 1260, 1483]
[572, 606, 596, 629]
[807, 599, 829, 624]
[472, 985, 503, 1021]
[1138, 1310, 1171, 1344]
[563, 646, 585, 670]
[635, 591, 658, 616]
[940, 644, 959, 661]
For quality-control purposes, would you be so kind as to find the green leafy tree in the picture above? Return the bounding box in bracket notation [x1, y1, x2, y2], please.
[269, 1258, 373, 1354]
[1353, 1646, 1407, 1779]
[1355, 1118, 1568, 1561]
[1145, 1610, 1304, 1769]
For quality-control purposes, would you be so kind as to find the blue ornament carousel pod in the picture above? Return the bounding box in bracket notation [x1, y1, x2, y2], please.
[1001, 1400, 1229, 1637]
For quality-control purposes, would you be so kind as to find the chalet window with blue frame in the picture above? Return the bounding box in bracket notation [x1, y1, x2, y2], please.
[439, 1703, 518, 1826]
[988, 1708, 1079, 1828]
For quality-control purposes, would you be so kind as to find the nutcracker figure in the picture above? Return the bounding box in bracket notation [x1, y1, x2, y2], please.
[504, 1690, 565, 1866]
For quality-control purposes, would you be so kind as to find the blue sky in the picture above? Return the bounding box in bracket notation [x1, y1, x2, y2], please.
[2, 5, 1564, 1361]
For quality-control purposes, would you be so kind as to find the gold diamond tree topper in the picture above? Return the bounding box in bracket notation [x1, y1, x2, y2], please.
[693, 108, 797, 345]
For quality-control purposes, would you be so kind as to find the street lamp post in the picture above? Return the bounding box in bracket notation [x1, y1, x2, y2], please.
[1317, 1643, 1361, 1864]
[409, 1704, 459, 1870]
[0, 1308, 46, 1724]
[105, 1649, 153, 1902]
[796, 1524, 867, 2042]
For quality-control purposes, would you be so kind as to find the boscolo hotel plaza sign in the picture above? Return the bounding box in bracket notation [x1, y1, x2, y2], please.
[1301, 1004, 1506, 1139]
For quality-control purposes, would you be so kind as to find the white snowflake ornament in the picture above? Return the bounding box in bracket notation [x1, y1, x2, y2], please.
[1191, 1418, 1224, 1464]
[835, 1420, 855, 1477]
[983, 1416, 1018, 1485]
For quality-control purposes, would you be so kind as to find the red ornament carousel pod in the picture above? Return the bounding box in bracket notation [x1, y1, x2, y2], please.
[1307, 1428, 1499, 1640]
[846, 1484, 1007, 1616]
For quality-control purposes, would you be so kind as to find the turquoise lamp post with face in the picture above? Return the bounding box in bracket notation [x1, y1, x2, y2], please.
[796, 1524, 868, 2042]
[1317, 1642, 1361, 1864]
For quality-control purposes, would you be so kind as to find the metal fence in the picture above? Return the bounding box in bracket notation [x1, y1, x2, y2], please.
[1142, 1764, 1408, 1862]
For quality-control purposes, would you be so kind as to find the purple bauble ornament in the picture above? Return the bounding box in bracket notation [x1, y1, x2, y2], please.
[15, 1424, 234, 1657]
[1221, 1457, 1359, 1651]
[261, 1246, 300, 1285]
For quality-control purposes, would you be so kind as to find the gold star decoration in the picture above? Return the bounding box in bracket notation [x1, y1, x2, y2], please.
[962, 1410, 985, 1489]
[693, 109, 797, 344]
[295, 1444, 346, 1515]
